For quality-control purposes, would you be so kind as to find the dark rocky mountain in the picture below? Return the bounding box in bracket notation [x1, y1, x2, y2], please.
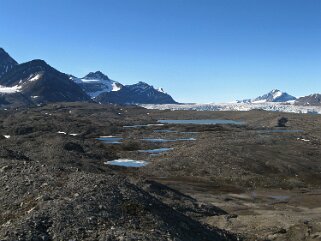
[70, 71, 123, 98]
[0, 93, 34, 107]
[0, 59, 90, 104]
[82, 71, 110, 81]
[237, 89, 296, 103]
[0, 48, 18, 79]
[295, 94, 321, 106]
[0, 48, 176, 106]
[95, 81, 177, 104]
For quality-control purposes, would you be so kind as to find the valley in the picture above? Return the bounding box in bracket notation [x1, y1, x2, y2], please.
[1, 102, 321, 240]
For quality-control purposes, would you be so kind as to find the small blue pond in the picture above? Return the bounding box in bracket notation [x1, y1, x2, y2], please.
[123, 124, 164, 128]
[257, 130, 304, 133]
[158, 119, 244, 125]
[138, 148, 174, 154]
[97, 137, 123, 144]
[142, 138, 196, 143]
[154, 130, 178, 133]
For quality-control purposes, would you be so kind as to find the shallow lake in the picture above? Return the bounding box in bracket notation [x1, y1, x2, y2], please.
[179, 132, 200, 134]
[105, 159, 148, 167]
[154, 130, 178, 133]
[257, 130, 304, 133]
[270, 195, 290, 201]
[142, 138, 196, 143]
[158, 119, 244, 125]
[96, 136, 123, 144]
[138, 148, 174, 154]
[123, 124, 164, 128]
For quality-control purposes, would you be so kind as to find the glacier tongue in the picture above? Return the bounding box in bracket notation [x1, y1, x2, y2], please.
[142, 102, 321, 114]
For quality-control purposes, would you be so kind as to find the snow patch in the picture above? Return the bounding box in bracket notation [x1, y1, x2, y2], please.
[112, 82, 121, 91]
[28, 73, 42, 82]
[0, 85, 21, 93]
[157, 87, 165, 93]
[297, 138, 310, 142]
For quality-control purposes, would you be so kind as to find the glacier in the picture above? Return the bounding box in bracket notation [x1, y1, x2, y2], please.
[142, 102, 321, 114]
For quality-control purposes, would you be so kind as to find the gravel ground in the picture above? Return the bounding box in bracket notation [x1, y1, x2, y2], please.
[0, 103, 238, 241]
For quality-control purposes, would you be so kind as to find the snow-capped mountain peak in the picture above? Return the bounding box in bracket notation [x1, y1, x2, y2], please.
[271, 89, 282, 98]
[253, 89, 296, 103]
[70, 71, 123, 98]
[238, 89, 297, 103]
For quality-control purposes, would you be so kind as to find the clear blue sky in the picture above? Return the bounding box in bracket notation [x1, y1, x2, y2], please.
[1, 0, 320, 103]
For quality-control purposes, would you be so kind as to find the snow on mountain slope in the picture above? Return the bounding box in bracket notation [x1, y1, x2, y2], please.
[0, 85, 21, 93]
[71, 71, 123, 98]
[71, 72, 174, 104]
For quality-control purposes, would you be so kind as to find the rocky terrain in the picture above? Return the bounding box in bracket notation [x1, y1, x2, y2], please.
[0, 103, 238, 241]
[1, 102, 321, 240]
[0, 48, 17, 79]
[295, 94, 321, 106]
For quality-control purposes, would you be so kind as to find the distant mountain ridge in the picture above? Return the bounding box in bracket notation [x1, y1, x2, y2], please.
[295, 94, 321, 106]
[70, 72, 176, 104]
[95, 81, 177, 104]
[237, 89, 297, 103]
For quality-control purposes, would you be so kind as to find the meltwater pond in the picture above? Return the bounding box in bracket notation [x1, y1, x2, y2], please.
[105, 159, 148, 167]
[96, 136, 123, 144]
[154, 130, 178, 133]
[142, 138, 196, 143]
[158, 119, 244, 125]
[123, 124, 164, 128]
[257, 130, 304, 133]
[138, 148, 173, 154]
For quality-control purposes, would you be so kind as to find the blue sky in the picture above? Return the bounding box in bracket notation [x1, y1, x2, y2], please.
[1, 0, 320, 103]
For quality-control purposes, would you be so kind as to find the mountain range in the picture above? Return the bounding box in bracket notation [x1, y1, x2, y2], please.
[0, 47, 320, 108]
[239, 89, 321, 106]
[0, 48, 177, 107]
